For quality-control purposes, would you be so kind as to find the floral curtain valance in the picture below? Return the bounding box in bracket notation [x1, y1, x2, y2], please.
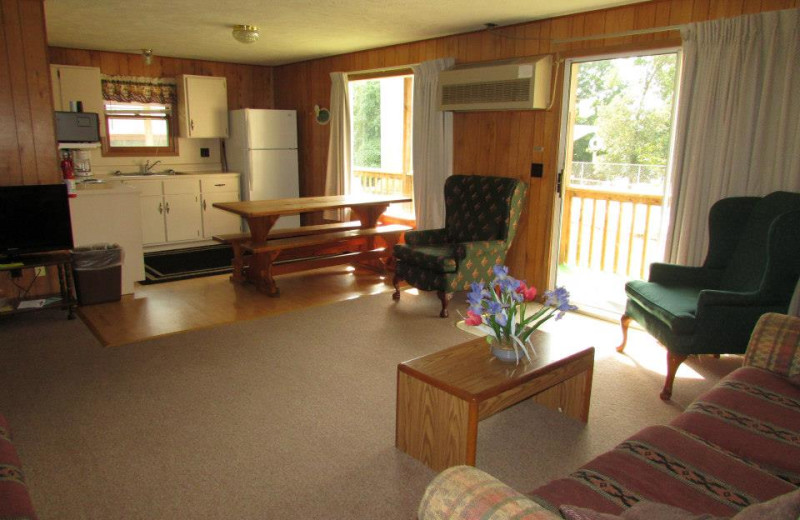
[101, 75, 177, 105]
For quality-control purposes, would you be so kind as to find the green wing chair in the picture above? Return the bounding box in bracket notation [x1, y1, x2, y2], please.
[618, 191, 800, 400]
[392, 174, 527, 317]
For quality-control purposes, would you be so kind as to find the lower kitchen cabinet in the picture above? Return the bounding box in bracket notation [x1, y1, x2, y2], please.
[123, 177, 202, 245]
[119, 174, 239, 247]
[200, 176, 241, 239]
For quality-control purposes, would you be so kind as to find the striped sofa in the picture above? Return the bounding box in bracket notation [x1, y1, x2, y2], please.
[418, 312, 800, 520]
[0, 413, 37, 519]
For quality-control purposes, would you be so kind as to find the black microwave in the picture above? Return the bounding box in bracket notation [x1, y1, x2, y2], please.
[55, 111, 100, 143]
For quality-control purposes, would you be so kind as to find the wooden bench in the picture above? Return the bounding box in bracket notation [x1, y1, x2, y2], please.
[215, 223, 411, 289]
[213, 221, 364, 282]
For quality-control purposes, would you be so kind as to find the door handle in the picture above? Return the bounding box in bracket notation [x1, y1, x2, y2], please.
[556, 169, 564, 195]
[203, 199, 207, 210]
[214, 183, 225, 187]
[190, 119, 195, 132]
[158, 202, 163, 214]
[165, 202, 170, 214]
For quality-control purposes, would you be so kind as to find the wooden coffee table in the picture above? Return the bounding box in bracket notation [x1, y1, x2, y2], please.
[395, 332, 594, 471]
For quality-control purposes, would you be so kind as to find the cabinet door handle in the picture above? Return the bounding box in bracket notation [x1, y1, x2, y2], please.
[158, 202, 163, 214]
[214, 183, 225, 187]
[203, 199, 207, 210]
[165, 202, 170, 214]
[190, 119, 195, 132]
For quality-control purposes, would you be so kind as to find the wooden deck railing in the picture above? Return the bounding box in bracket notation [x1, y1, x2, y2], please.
[352, 168, 414, 216]
[559, 187, 665, 280]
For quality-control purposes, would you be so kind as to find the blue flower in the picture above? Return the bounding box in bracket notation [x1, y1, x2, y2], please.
[545, 286, 577, 320]
[492, 264, 509, 279]
[487, 301, 503, 315]
[494, 309, 508, 327]
[467, 282, 488, 307]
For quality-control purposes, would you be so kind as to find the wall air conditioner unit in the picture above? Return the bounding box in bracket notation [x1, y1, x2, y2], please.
[439, 55, 552, 111]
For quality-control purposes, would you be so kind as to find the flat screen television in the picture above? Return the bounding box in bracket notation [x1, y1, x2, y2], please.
[0, 184, 74, 260]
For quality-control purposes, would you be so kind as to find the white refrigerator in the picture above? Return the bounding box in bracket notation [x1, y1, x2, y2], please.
[226, 109, 300, 229]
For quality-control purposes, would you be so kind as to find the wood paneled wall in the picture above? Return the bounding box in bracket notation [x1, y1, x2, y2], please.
[0, 0, 58, 186]
[273, 0, 799, 291]
[48, 47, 275, 111]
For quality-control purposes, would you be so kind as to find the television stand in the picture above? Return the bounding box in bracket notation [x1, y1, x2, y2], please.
[0, 251, 77, 319]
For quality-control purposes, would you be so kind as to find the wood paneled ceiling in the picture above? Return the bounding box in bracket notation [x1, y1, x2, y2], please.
[44, 0, 641, 66]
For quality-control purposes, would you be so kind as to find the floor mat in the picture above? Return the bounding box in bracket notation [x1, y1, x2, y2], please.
[142, 244, 233, 284]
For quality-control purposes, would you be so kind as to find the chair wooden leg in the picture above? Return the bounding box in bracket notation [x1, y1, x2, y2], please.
[437, 291, 452, 318]
[392, 273, 402, 301]
[617, 314, 632, 353]
[661, 351, 689, 401]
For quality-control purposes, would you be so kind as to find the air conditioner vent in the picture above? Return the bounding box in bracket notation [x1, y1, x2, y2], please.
[441, 78, 532, 105]
[438, 55, 552, 111]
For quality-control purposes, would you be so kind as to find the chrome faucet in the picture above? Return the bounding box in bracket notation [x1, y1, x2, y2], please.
[143, 160, 162, 173]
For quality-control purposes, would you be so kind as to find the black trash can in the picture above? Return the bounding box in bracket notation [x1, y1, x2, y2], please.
[71, 244, 123, 305]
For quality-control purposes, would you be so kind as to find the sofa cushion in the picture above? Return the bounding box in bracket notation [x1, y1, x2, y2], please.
[559, 490, 800, 520]
[669, 366, 800, 485]
[560, 502, 726, 520]
[529, 424, 795, 516]
[393, 244, 458, 273]
[625, 281, 702, 334]
[744, 313, 800, 381]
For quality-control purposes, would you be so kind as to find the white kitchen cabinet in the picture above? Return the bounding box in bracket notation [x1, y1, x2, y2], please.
[176, 75, 228, 138]
[123, 178, 202, 245]
[50, 64, 105, 137]
[139, 195, 167, 244]
[200, 176, 241, 238]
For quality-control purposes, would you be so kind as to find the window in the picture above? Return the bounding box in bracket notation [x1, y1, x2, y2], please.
[102, 102, 178, 156]
[348, 73, 414, 219]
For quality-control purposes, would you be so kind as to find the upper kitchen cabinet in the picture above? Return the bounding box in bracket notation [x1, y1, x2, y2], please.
[177, 75, 229, 138]
[50, 64, 105, 136]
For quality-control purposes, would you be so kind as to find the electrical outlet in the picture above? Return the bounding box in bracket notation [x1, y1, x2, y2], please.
[34, 266, 46, 277]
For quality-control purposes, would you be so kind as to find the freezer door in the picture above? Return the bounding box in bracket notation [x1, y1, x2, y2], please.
[245, 109, 297, 150]
[247, 149, 300, 229]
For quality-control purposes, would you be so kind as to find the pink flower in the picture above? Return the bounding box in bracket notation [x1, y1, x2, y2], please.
[465, 310, 483, 326]
[516, 282, 537, 302]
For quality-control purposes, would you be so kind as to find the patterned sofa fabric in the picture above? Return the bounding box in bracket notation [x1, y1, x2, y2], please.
[0, 413, 38, 519]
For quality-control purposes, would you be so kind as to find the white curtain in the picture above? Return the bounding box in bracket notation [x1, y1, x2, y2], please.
[411, 58, 455, 230]
[665, 9, 800, 266]
[324, 72, 351, 221]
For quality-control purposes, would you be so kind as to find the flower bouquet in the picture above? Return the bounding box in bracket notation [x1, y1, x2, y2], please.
[464, 265, 577, 364]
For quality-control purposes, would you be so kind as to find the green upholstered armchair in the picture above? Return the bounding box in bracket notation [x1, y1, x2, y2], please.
[392, 175, 527, 317]
[618, 191, 800, 400]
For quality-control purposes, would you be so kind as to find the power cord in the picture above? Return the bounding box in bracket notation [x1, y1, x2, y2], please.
[9, 270, 39, 299]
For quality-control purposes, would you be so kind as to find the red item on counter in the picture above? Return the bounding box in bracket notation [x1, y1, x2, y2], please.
[60, 150, 76, 198]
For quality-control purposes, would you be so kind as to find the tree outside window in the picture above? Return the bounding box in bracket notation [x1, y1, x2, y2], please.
[348, 74, 414, 219]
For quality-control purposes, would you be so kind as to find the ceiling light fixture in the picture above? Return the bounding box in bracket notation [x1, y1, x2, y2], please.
[232, 25, 260, 44]
[141, 49, 153, 65]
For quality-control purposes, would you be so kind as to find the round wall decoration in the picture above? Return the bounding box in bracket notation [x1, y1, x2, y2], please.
[314, 105, 331, 125]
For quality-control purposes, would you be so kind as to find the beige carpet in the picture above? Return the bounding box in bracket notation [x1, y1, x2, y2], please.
[0, 290, 741, 519]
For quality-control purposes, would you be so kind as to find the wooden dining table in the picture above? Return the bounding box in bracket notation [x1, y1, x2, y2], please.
[213, 194, 412, 295]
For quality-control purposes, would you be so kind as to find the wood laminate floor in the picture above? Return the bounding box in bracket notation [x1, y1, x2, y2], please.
[78, 265, 399, 346]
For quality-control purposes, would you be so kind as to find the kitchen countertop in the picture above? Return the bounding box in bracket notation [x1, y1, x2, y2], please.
[97, 171, 239, 181]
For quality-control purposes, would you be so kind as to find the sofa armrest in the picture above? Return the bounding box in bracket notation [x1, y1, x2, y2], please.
[743, 313, 800, 380]
[0, 414, 38, 519]
[418, 466, 559, 520]
[648, 263, 723, 287]
[405, 228, 448, 246]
